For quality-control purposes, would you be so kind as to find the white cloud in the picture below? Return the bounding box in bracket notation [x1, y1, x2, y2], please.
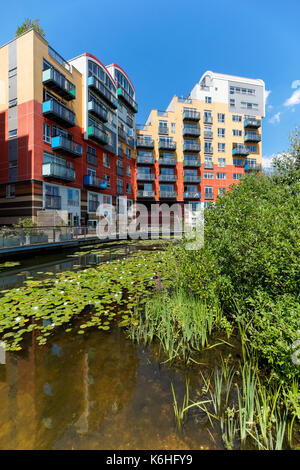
[265, 90, 271, 105]
[291, 80, 300, 89]
[284, 87, 300, 107]
[269, 112, 281, 124]
[262, 153, 282, 169]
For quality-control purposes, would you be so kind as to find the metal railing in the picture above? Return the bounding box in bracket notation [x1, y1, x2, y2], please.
[137, 190, 155, 198]
[136, 137, 154, 148]
[48, 46, 71, 72]
[42, 99, 75, 127]
[88, 75, 117, 108]
[88, 100, 108, 122]
[137, 155, 155, 164]
[137, 173, 155, 181]
[42, 67, 75, 100]
[159, 190, 177, 198]
[52, 135, 82, 157]
[117, 86, 138, 113]
[159, 157, 177, 166]
[42, 163, 75, 182]
[159, 174, 177, 182]
[182, 110, 200, 121]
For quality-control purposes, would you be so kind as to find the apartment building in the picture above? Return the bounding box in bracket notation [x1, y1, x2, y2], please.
[0, 29, 137, 226]
[136, 71, 265, 210]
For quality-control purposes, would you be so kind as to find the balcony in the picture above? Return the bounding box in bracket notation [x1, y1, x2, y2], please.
[159, 157, 177, 166]
[127, 115, 134, 128]
[136, 137, 154, 149]
[159, 190, 177, 199]
[88, 76, 117, 109]
[244, 133, 261, 143]
[183, 126, 201, 137]
[232, 146, 250, 156]
[42, 68, 75, 101]
[137, 190, 155, 198]
[203, 116, 213, 124]
[42, 163, 75, 182]
[244, 118, 261, 128]
[244, 163, 262, 171]
[88, 100, 108, 122]
[118, 128, 127, 143]
[183, 142, 201, 152]
[88, 125, 109, 146]
[137, 172, 155, 181]
[159, 174, 177, 182]
[83, 175, 107, 189]
[182, 110, 200, 121]
[51, 135, 82, 158]
[184, 175, 201, 183]
[158, 140, 176, 150]
[136, 155, 155, 164]
[204, 130, 213, 139]
[117, 87, 138, 113]
[184, 192, 201, 199]
[43, 99, 75, 127]
[45, 194, 61, 210]
[183, 159, 201, 167]
[158, 126, 169, 135]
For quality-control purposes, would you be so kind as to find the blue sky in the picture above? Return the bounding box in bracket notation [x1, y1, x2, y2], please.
[1, 0, 300, 166]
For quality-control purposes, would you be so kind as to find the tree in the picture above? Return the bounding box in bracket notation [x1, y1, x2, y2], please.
[273, 127, 300, 183]
[15, 18, 45, 38]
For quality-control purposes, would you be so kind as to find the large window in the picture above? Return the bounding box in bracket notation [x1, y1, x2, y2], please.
[43, 123, 51, 143]
[115, 69, 134, 98]
[88, 60, 115, 93]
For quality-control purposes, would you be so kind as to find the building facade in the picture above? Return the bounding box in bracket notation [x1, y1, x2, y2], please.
[0, 29, 137, 226]
[136, 71, 265, 211]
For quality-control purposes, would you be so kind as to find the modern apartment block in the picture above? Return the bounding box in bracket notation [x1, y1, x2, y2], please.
[136, 71, 265, 209]
[0, 29, 137, 226]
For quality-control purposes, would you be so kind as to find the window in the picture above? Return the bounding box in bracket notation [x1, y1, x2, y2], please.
[232, 115, 242, 122]
[171, 123, 176, 133]
[204, 142, 213, 153]
[8, 67, 17, 78]
[230, 99, 235, 107]
[126, 147, 131, 159]
[218, 157, 226, 167]
[246, 145, 257, 153]
[126, 165, 131, 177]
[204, 186, 214, 199]
[103, 153, 110, 168]
[233, 129, 242, 137]
[205, 96, 212, 103]
[87, 167, 96, 177]
[216, 172, 226, 179]
[218, 143, 225, 152]
[67, 188, 79, 207]
[233, 158, 243, 166]
[241, 102, 259, 110]
[126, 182, 132, 194]
[233, 173, 243, 180]
[204, 172, 214, 179]
[217, 113, 225, 123]
[218, 128, 225, 138]
[43, 123, 51, 143]
[103, 174, 111, 188]
[6, 184, 15, 198]
[230, 86, 255, 96]
[9, 129, 17, 138]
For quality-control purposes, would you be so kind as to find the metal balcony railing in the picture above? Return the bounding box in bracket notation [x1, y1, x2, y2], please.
[88, 125, 109, 145]
[159, 157, 177, 166]
[183, 175, 201, 183]
[184, 192, 201, 199]
[232, 146, 250, 156]
[158, 126, 169, 135]
[183, 126, 201, 137]
[183, 159, 201, 167]
[136, 155, 155, 164]
[159, 174, 177, 182]
[43, 99, 75, 127]
[183, 142, 201, 152]
[158, 140, 176, 150]
[88, 75, 117, 109]
[182, 110, 200, 121]
[159, 190, 177, 198]
[204, 161, 214, 169]
[88, 100, 108, 122]
[244, 133, 261, 143]
[42, 67, 75, 101]
[83, 175, 107, 189]
[244, 118, 261, 128]
[117, 86, 138, 113]
[137, 190, 155, 198]
[136, 137, 154, 148]
[42, 163, 75, 182]
[137, 173, 155, 181]
[51, 135, 82, 157]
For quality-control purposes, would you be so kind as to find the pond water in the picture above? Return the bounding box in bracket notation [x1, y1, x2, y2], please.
[0, 321, 240, 450]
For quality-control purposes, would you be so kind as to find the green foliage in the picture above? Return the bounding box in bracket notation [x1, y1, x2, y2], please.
[15, 18, 45, 38]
